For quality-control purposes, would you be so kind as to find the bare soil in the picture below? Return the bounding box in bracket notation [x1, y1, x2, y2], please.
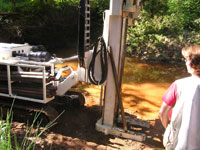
[10, 58, 189, 150]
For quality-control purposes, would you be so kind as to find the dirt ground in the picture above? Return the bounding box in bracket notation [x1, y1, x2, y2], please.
[10, 58, 189, 150]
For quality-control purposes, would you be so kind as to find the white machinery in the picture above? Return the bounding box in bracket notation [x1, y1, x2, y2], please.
[77, 0, 149, 142]
[0, 42, 86, 123]
[0, 0, 149, 141]
[0, 0, 90, 122]
[0, 43, 79, 103]
[94, 0, 150, 142]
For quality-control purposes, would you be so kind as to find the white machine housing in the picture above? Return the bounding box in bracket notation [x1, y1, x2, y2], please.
[0, 43, 78, 104]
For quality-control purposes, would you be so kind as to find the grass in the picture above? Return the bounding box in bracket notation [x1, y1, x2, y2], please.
[0, 100, 62, 150]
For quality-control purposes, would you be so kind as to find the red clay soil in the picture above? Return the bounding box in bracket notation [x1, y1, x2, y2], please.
[10, 58, 189, 150]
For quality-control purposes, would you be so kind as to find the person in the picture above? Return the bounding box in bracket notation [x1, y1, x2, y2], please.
[159, 45, 200, 150]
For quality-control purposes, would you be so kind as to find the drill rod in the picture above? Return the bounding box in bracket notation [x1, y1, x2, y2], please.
[108, 46, 127, 132]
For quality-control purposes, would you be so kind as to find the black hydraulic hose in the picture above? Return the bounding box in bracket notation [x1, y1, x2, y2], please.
[88, 37, 108, 85]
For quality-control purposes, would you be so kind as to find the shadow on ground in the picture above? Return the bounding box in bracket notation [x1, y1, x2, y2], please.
[19, 105, 164, 149]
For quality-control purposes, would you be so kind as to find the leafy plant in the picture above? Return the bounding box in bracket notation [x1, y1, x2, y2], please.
[168, 0, 200, 30]
[127, 0, 200, 63]
[0, 100, 62, 150]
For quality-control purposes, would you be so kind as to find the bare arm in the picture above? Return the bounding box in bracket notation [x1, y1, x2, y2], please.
[159, 102, 172, 128]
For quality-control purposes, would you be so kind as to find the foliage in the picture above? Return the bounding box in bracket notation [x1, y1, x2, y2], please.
[127, 0, 200, 63]
[0, 108, 13, 149]
[0, 0, 108, 51]
[0, 0, 79, 50]
[0, 100, 60, 150]
[1, 0, 200, 63]
[0, 0, 29, 12]
[142, 0, 169, 17]
[0, 1, 12, 12]
[0, 0, 109, 16]
[168, 0, 200, 30]
[90, 0, 109, 15]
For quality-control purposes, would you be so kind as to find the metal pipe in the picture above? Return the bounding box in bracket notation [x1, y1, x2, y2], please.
[7, 65, 12, 95]
[62, 55, 78, 62]
[108, 46, 128, 132]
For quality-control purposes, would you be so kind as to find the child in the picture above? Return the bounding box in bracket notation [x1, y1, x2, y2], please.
[159, 45, 200, 149]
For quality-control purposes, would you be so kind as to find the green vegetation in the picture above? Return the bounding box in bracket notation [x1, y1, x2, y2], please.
[0, 100, 60, 150]
[0, 0, 28, 12]
[0, 0, 108, 52]
[0, 0, 200, 62]
[0, 1, 198, 147]
[127, 0, 200, 63]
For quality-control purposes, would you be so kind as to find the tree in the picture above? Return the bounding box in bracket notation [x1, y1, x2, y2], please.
[168, 0, 200, 30]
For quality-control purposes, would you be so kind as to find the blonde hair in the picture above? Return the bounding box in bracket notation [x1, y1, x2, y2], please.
[182, 45, 200, 59]
[182, 45, 200, 76]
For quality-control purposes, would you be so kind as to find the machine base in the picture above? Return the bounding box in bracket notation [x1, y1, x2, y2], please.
[0, 91, 85, 126]
[96, 118, 146, 142]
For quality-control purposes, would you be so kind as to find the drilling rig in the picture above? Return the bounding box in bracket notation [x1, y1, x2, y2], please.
[0, 0, 149, 141]
[0, 0, 91, 123]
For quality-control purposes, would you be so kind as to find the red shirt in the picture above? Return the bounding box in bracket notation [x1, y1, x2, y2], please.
[162, 82, 178, 118]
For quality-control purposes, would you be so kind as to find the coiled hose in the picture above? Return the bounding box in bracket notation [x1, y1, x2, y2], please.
[88, 37, 108, 85]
